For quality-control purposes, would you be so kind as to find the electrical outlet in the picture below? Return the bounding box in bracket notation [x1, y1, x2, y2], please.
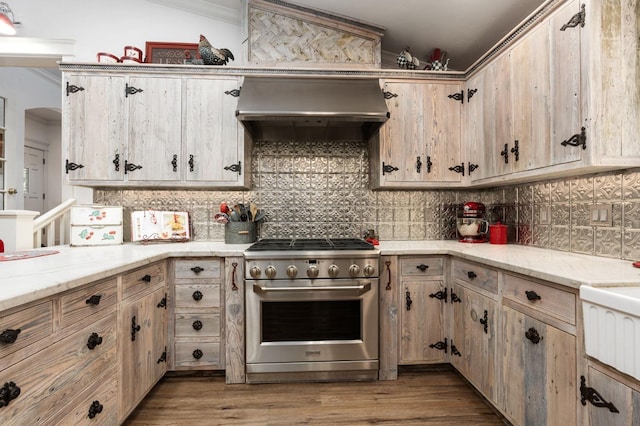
[539, 205, 551, 225]
[590, 204, 613, 227]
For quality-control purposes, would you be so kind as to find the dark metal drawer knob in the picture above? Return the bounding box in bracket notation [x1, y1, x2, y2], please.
[192, 290, 203, 301]
[140, 274, 152, 283]
[192, 320, 203, 331]
[192, 349, 203, 359]
[525, 327, 542, 344]
[467, 271, 477, 280]
[191, 266, 204, 274]
[85, 295, 101, 305]
[88, 400, 103, 419]
[416, 264, 429, 272]
[87, 332, 103, 350]
[525, 290, 542, 301]
[0, 329, 21, 344]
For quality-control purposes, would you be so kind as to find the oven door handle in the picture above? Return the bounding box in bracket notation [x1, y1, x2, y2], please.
[253, 282, 372, 295]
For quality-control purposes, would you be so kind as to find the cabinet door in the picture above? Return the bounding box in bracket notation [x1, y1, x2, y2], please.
[126, 77, 182, 182]
[184, 78, 245, 185]
[119, 286, 167, 419]
[425, 83, 463, 183]
[586, 366, 639, 425]
[63, 75, 125, 182]
[399, 280, 445, 364]
[378, 81, 424, 185]
[450, 284, 497, 402]
[465, 71, 485, 181]
[502, 306, 576, 426]
[549, 0, 583, 166]
[511, 21, 551, 172]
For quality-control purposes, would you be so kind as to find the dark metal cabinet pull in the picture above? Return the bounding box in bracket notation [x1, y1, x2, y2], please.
[385, 260, 392, 290]
[191, 266, 204, 274]
[511, 140, 520, 161]
[140, 274, 152, 283]
[405, 291, 413, 311]
[416, 156, 422, 173]
[426, 156, 433, 173]
[192, 349, 203, 359]
[192, 290, 203, 301]
[0, 329, 21, 344]
[0, 381, 21, 408]
[525, 327, 542, 344]
[171, 154, 178, 172]
[479, 310, 488, 334]
[580, 375, 619, 413]
[231, 262, 239, 291]
[86, 295, 101, 305]
[87, 400, 103, 419]
[525, 290, 542, 301]
[87, 332, 103, 350]
[113, 153, 120, 172]
[467, 271, 477, 280]
[500, 143, 509, 164]
[131, 316, 141, 341]
[192, 320, 203, 331]
[416, 264, 429, 272]
[188, 154, 195, 172]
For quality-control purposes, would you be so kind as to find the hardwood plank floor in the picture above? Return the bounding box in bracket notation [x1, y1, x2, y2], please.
[125, 367, 506, 425]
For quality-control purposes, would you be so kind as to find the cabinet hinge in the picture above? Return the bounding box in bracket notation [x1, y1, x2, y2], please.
[428, 287, 447, 302]
[468, 163, 479, 174]
[65, 159, 85, 174]
[66, 81, 85, 96]
[561, 127, 587, 150]
[560, 4, 586, 31]
[447, 90, 464, 104]
[225, 88, 241, 97]
[224, 161, 242, 175]
[382, 162, 399, 176]
[429, 338, 448, 353]
[580, 376, 619, 413]
[157, 347, 168, 364]
[467, 88, 478, 101]
[448, 163, 465, 176]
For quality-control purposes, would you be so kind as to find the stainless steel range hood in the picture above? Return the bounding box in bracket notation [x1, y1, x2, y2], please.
[236, 77, 389, 140]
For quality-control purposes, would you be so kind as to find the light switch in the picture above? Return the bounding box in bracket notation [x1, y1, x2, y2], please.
[599, 208, 608, 221]
[591, 207, 599, 222]
[590, 204, 613, 227]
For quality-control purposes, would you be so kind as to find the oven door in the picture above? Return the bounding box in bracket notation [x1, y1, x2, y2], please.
[246, 278, 378, 370]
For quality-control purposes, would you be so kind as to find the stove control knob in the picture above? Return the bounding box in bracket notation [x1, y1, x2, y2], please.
[249, 266, 262, 279]
[328, 264, 340, 278]
[286, 265, 298, 279]
[349, 264, 361, 277]
[265, 265, 277, 279]
[363, 264, 376, 277]
[307, 265, 319, 279]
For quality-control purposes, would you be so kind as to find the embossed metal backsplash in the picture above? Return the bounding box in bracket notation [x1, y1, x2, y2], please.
[95, 140, 640, 261]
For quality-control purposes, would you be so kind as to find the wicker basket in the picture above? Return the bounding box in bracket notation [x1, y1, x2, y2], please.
[225, 222, 257, 244]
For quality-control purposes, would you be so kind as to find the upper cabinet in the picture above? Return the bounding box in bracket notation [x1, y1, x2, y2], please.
[371, 80, 465, 189]
[62, 68, 250, 189]
[467, 0, 640, 185]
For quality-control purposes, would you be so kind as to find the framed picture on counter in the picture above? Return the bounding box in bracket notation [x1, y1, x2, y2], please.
[145, 42, 199, 64]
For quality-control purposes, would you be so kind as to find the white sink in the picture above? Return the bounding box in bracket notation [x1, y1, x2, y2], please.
[580, 285, 640, 380]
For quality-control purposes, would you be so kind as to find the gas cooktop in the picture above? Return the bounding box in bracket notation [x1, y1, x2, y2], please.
[246, 238, 375, 252]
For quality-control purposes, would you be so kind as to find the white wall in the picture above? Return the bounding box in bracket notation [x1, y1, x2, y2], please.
[10, 0, 243, 63]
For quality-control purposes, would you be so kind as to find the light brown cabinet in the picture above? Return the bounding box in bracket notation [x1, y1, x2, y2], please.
[171, 258, 224, 370]
[371, 81, 464, 189]
[119, 262, 168, 422]
[398, 256, 446, 364]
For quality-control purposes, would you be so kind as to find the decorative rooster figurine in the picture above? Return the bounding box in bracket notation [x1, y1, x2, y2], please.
[198, 34, 234, 65]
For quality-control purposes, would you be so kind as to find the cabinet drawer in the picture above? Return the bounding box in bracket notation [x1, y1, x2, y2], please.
[0, 301, 53, 362]
[174, 259, 221, 280]
[0, 314, 116, 425]
[451, 259, 498, 294]
[122, 262, 165, 301]
[174, 341, 221, 367]
[399, 257, 444, 277]
[175, 284, 221, 308]
[175, 313, 221, 338]
[503, 273, 576, 325]
[46, 371, 118, 425]
[60, 278, 117, 329]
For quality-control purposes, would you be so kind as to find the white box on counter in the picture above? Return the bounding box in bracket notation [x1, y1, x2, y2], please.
[70, 205, 124, 246]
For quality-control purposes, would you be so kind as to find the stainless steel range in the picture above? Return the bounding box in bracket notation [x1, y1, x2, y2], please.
[244, 238, 380, 383]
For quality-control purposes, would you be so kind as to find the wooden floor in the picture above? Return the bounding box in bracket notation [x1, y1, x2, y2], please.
[125, 366, 506, 425]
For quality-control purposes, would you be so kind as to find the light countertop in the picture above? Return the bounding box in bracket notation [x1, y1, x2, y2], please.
[1, 241, 638, 311]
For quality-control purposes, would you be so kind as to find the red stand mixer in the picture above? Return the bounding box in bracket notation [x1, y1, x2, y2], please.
[456, 202, 489, 243]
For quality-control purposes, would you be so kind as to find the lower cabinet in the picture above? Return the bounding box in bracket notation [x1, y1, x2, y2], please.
[119, 263, 168, 422]
[450, 283, 498, 403]
[582, 364, 640, 425]
[501, 305, 576, 425]
[398, 257, 446, 364]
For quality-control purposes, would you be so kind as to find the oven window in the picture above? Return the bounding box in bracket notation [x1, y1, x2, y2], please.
[262, 301, 361, 341]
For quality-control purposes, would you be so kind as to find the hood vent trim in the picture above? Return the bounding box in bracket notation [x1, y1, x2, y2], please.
[236, 77, 389, 140]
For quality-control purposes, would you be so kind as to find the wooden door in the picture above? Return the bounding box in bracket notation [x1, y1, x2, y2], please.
[586, 366, 639, 425]
[378, 81, 425, 185]
[63, 74, 125, 182]
[184, 78, 244, 184]
[119, 286, 167, 420]
[549, 0, 584, 166]
[502, 306, 576, 426]
[126, 77, 182, 182]
[399, 280, 445, 364]
[450, 284, 498, 402]
[424, 83, 463, 182]
[465, 71, 485, 182]
[511, 21, 551, 172]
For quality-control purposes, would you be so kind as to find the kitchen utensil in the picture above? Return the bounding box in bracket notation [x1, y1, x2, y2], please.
[229, 211, 240, 222]
[250, 203, 258, 222]
[489, 222, 508, 244]
[214, 213, 230, 224]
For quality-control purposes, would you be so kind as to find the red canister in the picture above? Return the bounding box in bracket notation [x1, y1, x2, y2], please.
[489, 223, 508, 244]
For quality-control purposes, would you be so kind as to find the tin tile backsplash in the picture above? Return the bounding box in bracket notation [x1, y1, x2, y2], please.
[95, 139, 640, 261]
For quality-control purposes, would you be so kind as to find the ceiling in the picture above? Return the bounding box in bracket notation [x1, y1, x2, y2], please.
[185, 0, 548, 70]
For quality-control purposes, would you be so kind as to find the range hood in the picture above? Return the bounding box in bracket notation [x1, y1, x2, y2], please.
[236, 77, 389, 140]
